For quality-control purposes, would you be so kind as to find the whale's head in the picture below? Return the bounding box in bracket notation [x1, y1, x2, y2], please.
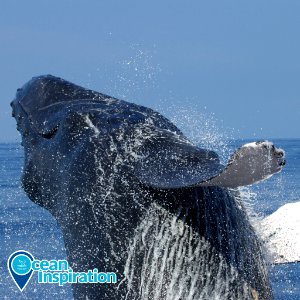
[10, 75, 116, 208]
[11, 75, 110, 143]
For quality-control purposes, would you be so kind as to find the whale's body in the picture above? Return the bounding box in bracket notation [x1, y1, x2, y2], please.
[11, 75, 285, 299]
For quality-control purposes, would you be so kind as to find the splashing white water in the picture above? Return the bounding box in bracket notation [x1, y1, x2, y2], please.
[260, 201, 300, 264]
[156, 102, 235, 164]
[114, 45, 161, 99]
[85, 44, 161, 102]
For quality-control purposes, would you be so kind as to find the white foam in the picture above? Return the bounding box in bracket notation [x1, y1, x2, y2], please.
[260, 201, 300, 264]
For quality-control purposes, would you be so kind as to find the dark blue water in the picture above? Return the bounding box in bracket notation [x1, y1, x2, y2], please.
[0, 140, 299, 299]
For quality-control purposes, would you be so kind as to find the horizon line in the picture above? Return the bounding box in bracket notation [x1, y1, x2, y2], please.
[1, 137, 300, 144]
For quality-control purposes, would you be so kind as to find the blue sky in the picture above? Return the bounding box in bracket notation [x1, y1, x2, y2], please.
[1, 0, 300, 142]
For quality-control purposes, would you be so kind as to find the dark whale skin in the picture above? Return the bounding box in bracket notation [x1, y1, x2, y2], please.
[11, 75, 273, 300]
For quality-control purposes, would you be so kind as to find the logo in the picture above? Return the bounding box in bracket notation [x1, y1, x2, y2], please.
[7, 250, 35, 291]
[8, 250, 117, 292]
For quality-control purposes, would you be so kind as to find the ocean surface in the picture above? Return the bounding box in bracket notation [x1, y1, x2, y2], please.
[0, 139, 299, 299]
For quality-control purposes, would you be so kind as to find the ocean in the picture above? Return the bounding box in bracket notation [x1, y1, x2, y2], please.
[0, 139, 299, 299]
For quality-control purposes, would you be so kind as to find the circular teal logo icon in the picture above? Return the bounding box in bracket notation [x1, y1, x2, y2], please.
[11, 254, 32, 275]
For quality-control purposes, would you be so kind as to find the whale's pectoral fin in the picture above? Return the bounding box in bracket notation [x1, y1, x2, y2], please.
[200, 141, 285, 188]
[134, 137, 285, 189]
[133, 131, 225, 189]
[134, 131, 224, 189]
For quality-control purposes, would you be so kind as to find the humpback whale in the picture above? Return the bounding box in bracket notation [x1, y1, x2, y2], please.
[11, 75, 285, 300]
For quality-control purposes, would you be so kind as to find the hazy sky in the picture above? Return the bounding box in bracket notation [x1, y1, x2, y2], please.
[1, 0, 299, 142]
